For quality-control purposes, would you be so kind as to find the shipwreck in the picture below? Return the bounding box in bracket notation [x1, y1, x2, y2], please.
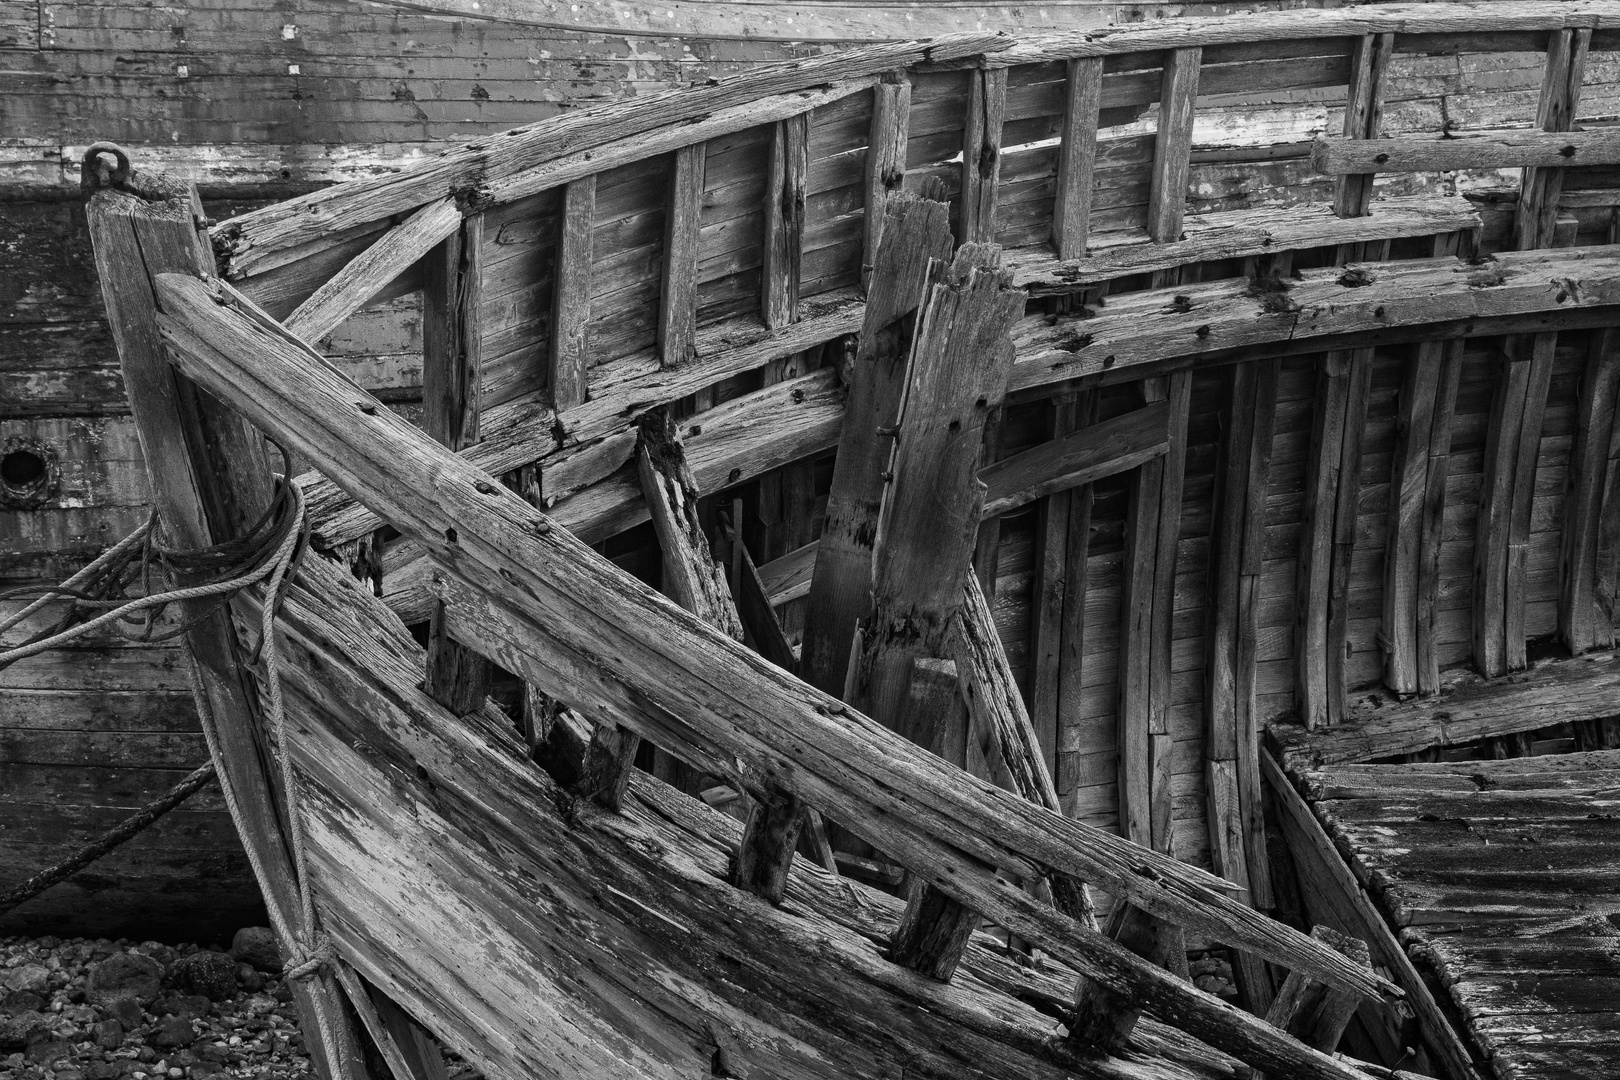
[6, 3, 1620, 1079]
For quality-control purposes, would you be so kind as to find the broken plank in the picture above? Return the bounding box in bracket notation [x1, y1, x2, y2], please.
[282, 197, 461, 344]
[979, 400, 1170, 517]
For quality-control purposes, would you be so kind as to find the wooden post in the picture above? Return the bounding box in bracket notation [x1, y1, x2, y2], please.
[1052, 57, 1104, 260]
[659, 142, 705, 367]
[763, 113, 809, 329]
[799, 188, 953, 698]
[862, 72, 911, 292]
[960, 66, 1006, 245]
[856, 243, 1026, 980]
[422, 213, 492, 717]
[1263, 927, 1373, 1058]
[83, 160, 370, 1080]
[549, 175, 596, 411]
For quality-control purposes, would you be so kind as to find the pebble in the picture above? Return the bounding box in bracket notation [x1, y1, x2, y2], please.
[2, 933, 484, 1080]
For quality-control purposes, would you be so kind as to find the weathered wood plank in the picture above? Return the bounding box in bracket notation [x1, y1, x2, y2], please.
[1009, 194, 1481, 296]
[549, 175, 596, 412]
[1052, 57, 1104, 260]
[1008, 245, 1620, 395]
[1262, 927, 1371, 1060]
[283, 197, 461, 344]
[1517, 28, 1591, 252]
[960, 67, 1006, 246]
[1263, 753, 1484, 1080]
[979, 400, 1170, 517]
[1271, 648, 1620, 769]
[658, 143, 705, 368]
[763, 113, 808, 329]
[1314, 127, 1620, 175]
[1334, 33, 1393, 220]
[799, 189, 953, 698]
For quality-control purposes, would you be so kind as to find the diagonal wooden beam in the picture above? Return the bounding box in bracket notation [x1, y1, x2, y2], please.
[283, 197, 461, 345]
[979, 400, 1170, 517]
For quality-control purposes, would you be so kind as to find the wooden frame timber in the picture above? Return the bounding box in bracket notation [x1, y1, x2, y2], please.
[78, 8, 1620, 1079]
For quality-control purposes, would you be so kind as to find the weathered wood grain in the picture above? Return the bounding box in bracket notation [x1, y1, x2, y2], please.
[1561, 328, 1620, 654]
[960, 67, 1006, 246]
[152, 272, 1403, 1040]
[763, 113, 809, 329]
[283, 198, 460, 344]
[1314, 127, 1620, 175]
[1052, 57, 1104, 260]
[799, 190, 953, 698]
[1008, 245, 1620, 396]
[548, 176, 596, 411]
[979, 401, 1170, 517]
[659, 143, 705, 368]
[1146, 49, 1201, 245]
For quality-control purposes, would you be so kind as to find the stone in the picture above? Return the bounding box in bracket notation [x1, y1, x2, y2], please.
[165, 954, 234, 1003]
[152, 1016, 194, 1050]
[234, 965, 263, 994]
[227, 929, 279, 974]
[4, 965, 50, 993]
[86, 955, 162, 1008]
[55, 1070, 85, 1080]
[189, 1062, 224, 1077]
[154, 996, 210, 1022]
[105, 997, 143, 1031]
[24, 1037, 75, 1065]
[85, 1064, 121, 1080]
[2, 990, 45, 1017]
[92, 1019, 123, 1050]
[0, 1010, 50, 1052]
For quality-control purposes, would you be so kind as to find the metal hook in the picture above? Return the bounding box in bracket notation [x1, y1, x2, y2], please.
[81, 141, 132, 194]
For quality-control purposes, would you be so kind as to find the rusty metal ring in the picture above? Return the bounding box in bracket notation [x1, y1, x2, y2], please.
[81, 141, 132, 192]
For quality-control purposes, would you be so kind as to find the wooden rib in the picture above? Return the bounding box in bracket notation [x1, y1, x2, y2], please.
[978, 400, 1170, 517]
[658, 142, 705, 368]
[1296, 355, 1344, 733]
[1146, 48, 1202, 245]
[1516, 29, 1591, 251]
[1561, 329, 1620, 655]
[1314, 126, 1620, 175]
[1052, 57, 1104, 260]
[1119, 433, 1163, 846]
[1417, 339, 1464, 695]
[1326, 350, 1373, 728]
[859, 244, 1026, 981]
[156, 272, 1408, 1029]
[763, 113, 809, 329]
[1205, 357, 1279, 1012]
[549, 176, 596, 411]
[1056, 395, 1098, 817]
[1505, 334, 1558, 672]
[1383, 341, 1443, 695]
[862, 72, 912, 290]
[282, 197, 462, 344]
[422, 211, 491, 718]
[1029, 395, 1080, 787]
[1335, 33, 1394, 218]
[960, 67, 1007, 246]
[799, 189, 954, 698]
[1016, 195, 1480, 295]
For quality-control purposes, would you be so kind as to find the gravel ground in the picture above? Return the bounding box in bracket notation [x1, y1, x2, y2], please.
[2, 932, 312, 1080]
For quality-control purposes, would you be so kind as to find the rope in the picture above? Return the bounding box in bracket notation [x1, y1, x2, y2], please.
[0, 761, 217, 918]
